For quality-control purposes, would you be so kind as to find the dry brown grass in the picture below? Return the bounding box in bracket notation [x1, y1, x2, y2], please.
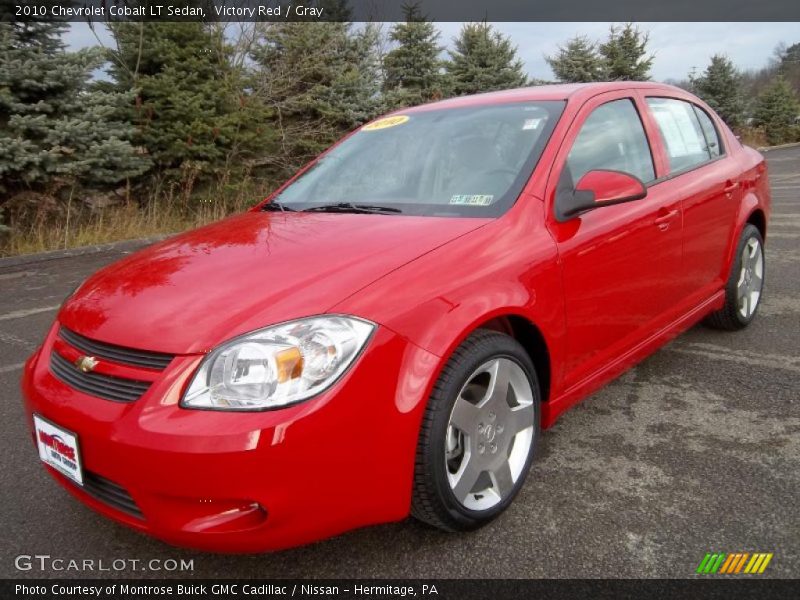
[3, 205, 213, 257]
[737, 126, 768, 149]
[1, 176, 275, 258]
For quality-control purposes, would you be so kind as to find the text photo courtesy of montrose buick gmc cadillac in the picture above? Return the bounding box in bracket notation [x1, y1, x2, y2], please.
[21, 82, 769, 552]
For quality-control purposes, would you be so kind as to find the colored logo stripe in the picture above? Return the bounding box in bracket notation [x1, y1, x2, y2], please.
[697, 552, 773, 574]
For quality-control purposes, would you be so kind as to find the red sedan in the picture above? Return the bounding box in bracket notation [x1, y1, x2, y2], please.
[21, 82, 769, 552]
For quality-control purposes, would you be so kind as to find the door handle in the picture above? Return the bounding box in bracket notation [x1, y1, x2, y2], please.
[654, 208, 678, 231]
[654, 209, 678, 224]
[724, 180, 738, 194]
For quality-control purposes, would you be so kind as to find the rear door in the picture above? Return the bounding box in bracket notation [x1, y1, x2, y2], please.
[643, 97, 741, 299]
[545, 91, 684, 390]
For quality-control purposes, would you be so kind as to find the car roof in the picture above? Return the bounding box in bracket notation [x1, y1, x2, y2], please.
[403, 82, 690, 113]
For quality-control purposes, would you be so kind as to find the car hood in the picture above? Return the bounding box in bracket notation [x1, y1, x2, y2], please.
[58, 211, 488, 354]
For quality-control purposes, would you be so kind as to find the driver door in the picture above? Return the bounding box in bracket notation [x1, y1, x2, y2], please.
[546, 92, 684, 390]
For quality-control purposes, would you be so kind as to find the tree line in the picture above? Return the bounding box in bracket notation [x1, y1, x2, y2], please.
[1, 9, 798, 250]
[547, 28, 800, 145]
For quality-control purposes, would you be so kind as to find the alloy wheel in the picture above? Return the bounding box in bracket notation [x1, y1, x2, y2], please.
[445, 357, 535, 511]
[737, 237, 764, 319]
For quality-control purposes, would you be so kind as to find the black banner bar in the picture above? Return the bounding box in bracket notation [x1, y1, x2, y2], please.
[3, 0, 800, 22]
[4, 579, 800, 600]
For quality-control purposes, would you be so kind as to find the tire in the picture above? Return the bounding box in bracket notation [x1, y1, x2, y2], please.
[411, 330, 541, 532]
[705, 224, 765, 331]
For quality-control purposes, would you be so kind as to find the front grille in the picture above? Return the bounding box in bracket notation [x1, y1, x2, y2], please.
[50, 351, 151, 403]
[79, 471, 144, 520]
[59, 326, 175, 370]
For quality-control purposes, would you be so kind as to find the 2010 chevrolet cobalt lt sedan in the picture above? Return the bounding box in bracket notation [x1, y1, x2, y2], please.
[22, 82, 770, 552]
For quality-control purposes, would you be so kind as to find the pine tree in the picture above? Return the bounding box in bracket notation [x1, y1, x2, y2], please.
[250, 21, 383, 171]
[0, 22, 147, 194]
[383, 2, 444, 106]
[691, 55, 745, 128]
[329, 23, 386, 125]
[546, 36, 606, 83]
[754, 77, 800, 145]
[444, 22, 528, 96]
[105, 22, 254, 180]
[599, 23, 654, 81]
[776, 42, 800, 94]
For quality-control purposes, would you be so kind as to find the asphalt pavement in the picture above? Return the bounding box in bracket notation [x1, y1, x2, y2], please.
[1, 146, 798, 579]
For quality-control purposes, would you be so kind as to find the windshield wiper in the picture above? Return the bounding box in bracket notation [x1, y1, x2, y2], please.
[261, 201, 296, 212]
[303, 202, 402, 214]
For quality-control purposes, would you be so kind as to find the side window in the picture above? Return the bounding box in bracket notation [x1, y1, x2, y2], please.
[693, 106, 723, 158]
[566, 99, 655, 185]
[646, 98, 714, 172]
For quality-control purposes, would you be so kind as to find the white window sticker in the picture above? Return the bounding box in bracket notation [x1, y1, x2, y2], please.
[651, 105, 704, 157]
[449, 194, 494, 206]
[522, 118, 543, 130]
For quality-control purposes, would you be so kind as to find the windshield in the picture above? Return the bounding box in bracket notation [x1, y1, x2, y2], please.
[272, 101, 565, 217]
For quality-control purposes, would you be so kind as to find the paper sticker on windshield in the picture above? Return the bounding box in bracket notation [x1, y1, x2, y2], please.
[522, 118, 543, 130]
[450, 194, 494, 206]
[362, 115, 410, 131]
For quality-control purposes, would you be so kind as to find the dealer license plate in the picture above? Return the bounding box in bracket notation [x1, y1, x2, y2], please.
[33, 414, 83, 485]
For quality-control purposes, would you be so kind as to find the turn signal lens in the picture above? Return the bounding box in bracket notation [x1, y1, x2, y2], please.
[275, 347, 303, 383]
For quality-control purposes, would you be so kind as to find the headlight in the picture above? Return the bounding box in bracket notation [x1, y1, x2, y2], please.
[181, 315, 374, 411]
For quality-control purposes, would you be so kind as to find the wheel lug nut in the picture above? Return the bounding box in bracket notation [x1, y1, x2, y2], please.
[489, 411, 496, 421]
[490, 443, 497, 453]
[478, 443, 485, 454]
[477, 423, 484, 433]
[497, 425, 504, 434]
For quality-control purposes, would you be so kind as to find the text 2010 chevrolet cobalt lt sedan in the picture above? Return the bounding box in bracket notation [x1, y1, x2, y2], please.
[22, 82, 770, 552]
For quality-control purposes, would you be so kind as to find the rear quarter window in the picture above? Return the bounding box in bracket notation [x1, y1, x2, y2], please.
[692, 106, 724, 158]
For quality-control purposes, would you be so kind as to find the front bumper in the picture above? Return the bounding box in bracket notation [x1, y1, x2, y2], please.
[21, 322, 440, 552]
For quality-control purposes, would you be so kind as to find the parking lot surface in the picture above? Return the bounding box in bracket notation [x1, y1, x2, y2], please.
[1, 146, 798, 578]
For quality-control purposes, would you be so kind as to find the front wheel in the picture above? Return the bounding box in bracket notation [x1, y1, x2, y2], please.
[411, 330, 540, 532]
[705, 223, 765, 330]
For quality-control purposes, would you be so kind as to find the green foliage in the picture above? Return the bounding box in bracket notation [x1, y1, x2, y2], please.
[7, 19, 799, 255]
[691, 55, 745, 128]
[599, 23, 654, 81]
[547, 24, 653, 83]
[383, 2, 445, 107]
[546, 36, 606, 83]
[754, 77, 800, 145]
[250, 21, 384, 172]
[445, 22, 527, 96]
[105, 22, 260, 181]
[0, 22, 148, 193]
[776, 42, 800, 94]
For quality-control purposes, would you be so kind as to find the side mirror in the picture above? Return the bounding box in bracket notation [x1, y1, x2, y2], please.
[556, 169, 647, 221]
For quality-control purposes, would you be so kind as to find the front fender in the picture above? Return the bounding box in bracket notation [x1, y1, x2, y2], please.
[331, 205, 567, 413]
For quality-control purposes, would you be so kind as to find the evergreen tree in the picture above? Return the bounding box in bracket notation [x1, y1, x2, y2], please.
[754, 77, 800, 145]
[250, 21, 383, 171]
[546, 36, 606, 83]
[331, 23, 386, 125]
[691, 55, 745, 128]
[383, 2, 444, 106]
[105, 22, 255, 180]
[599, 23, 654, 81]
[0, 22, 147, 194]
[776, 42, 800, 94]
[445, 22, 528, 96]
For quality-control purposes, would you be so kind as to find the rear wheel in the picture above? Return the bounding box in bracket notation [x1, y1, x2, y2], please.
[411, 330, 540, 531]
[705, 224, 765, 330]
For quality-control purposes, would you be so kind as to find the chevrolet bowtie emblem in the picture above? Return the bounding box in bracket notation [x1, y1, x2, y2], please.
[75, 355, 99, 373]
